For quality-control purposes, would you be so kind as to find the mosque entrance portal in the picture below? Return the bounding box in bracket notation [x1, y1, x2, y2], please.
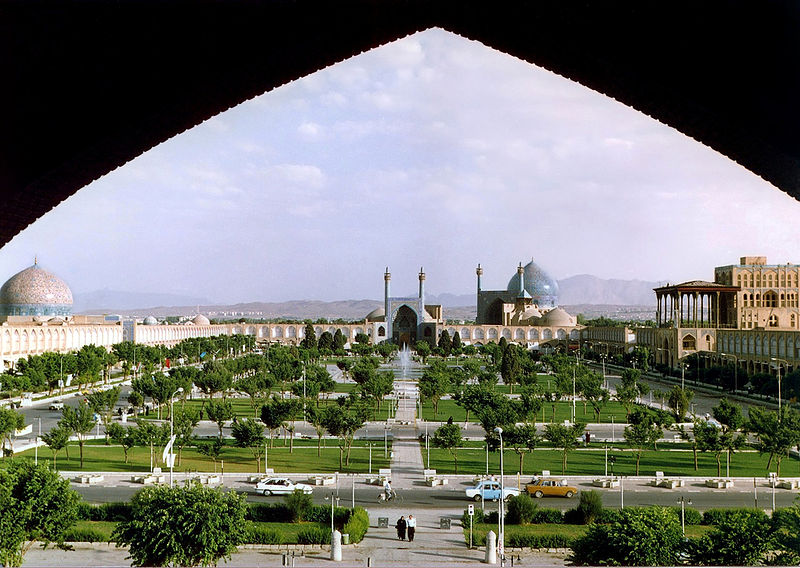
[393, 305, 417, 346]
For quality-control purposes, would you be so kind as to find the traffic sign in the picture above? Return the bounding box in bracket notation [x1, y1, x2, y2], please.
[468, 504, 474, 516]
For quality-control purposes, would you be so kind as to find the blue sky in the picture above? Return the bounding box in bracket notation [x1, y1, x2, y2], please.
[2, 29, 800, 303]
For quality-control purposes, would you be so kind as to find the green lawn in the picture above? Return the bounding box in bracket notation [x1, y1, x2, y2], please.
[427, 446, 795, 477]
[420, 399, 629, 424]
[16, 441, 392, 474]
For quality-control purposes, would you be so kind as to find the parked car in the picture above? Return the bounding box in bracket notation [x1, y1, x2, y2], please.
[49, 400, 64, 410]
[465, 480, 520, 502]
[254, 477, 313, 496]
[525, 478, 577, 498]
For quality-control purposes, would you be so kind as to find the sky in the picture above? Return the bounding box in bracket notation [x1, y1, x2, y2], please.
[2, 28, 800, 304]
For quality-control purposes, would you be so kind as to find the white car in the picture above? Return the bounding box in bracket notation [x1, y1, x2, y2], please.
[49, 401, 64, 410]
[254, 477, 313, 496]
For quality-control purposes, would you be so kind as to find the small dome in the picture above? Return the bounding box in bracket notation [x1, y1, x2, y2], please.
[539, 307, 575, 327]
[521, 306, 542, 323]
[0, 262, 73, 317]
[143, 315, 158, 325]
[192, 314, 210, 326]
[365, 307, 385, 322]
[507, 259, 559, 306]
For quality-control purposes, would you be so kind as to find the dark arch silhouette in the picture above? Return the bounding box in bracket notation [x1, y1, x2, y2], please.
[2, 0, 799, 249]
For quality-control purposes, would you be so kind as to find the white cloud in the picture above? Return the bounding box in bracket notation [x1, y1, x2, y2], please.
[298, 121, 323, 140]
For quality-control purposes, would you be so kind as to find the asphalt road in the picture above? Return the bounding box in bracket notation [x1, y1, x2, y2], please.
[69, 474, 800, 512]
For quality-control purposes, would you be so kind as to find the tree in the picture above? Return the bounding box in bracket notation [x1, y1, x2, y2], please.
[260, 397, 291, 447]
[452, 331, 462, 354]
[60, 402, 96, 468]
[113, 484, 247, 567]
[107, 423, 137, 464]
[438, 329, 452, 357]
[231, 418, 266, 473]
[570, 506, 684, 566]
[667, 386, 694, 421]
[318, 331, 334, 353]
[431, 423, 463, 473]
[0, 461, 80, 568]
[237, 373, 272, 417]
[505, 423, 540, 475]
[544, 422, 584, 474]
[300, 323, 317, 350]
[360, 372, 393, 417]
[333, 329, 346, 352]
[0, 407, 24, 456]
[623, 409, 662, 475]
[414, 340, 431, 363]
[134, 420, 171, 470]
[748, 406, 800, 476]
[500, 345, 522, 394]
[205, 398, 233, 439]
[455, 385, 501, 424]
[418, 363, 450, 418]
[197, 437, 224, 466]
[86, 386, 120, 442]
[40, 425, 70, 470]
[321, 402, 367, 468]
[578, 372, 609, 421]
[173, 407, 201, 465]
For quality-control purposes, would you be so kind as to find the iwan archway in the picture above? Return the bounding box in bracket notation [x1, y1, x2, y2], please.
[2, 0, 800, 246]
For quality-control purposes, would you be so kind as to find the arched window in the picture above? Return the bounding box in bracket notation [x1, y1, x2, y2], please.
[764, 291, 778, 308]
[378, 326, 385, 337]
[769, 314, 779, 327]
[682, 334, 696, 350]
[424, 327, 432, 337]
[792, 314, 797, 328]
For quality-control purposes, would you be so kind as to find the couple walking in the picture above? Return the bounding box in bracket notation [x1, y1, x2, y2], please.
[395, 515, 416, 542]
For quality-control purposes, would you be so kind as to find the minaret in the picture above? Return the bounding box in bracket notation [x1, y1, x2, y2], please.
[418, 267, 426, 300]
[476, 263, 483, 294]
[517, 262, 525, 297]
[384, 267, 391, 321]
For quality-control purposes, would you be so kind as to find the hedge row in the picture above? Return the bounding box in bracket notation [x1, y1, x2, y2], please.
[462, 505, 725, 527]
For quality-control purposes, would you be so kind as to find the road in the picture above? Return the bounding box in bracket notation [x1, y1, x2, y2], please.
[67, 471, 800, 512]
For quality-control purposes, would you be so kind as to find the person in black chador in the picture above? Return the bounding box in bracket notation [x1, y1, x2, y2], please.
[395, 515, 407, 540]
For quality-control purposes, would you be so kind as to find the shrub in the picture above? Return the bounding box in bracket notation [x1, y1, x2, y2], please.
[667, 505, 701, 526]
[595, 508, 622, 524]
[531, 508, 564, 524]
[63, 527, 110, 543]
[285, 490, 314, 523]
[508, 533, 572, 548]
[574, 490, 603, 524]
[244, 524, 283, 545]
[246, 503, 292, 523]
[342, 508, 369, 543]
[702, 507, 768, 526]
[76, 502, 95, 521]
[691, 509, 775, 566]
[297, 526, 331, 544]
[570, 507, 684, 566]
[99, 502, 132, 522]
[306, 505, 348, 527]
[505, 494, 539, 525]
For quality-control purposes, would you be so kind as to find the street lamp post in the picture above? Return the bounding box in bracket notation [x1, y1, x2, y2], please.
[771, 357, 788, 416]
[678, 496, 692, 536]
[494, 427, 505, 566]
[169, 387, 184, 487]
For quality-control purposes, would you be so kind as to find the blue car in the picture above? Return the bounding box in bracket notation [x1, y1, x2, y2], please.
[465, 480, 520, 501]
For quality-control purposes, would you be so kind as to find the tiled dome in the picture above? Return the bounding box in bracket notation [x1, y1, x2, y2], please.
[143, 315, 158, 325]
[365, 307, 385, 322]
[0, 262, 73, 316]
[507, 259, 559, 307]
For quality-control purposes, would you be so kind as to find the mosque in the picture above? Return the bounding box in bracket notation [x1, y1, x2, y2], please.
[0, 259, 581, 369]
[363, 260, 580, 348]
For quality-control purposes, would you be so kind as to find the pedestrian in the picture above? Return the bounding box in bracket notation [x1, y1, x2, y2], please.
[395, 516, 407, 540]
[407, 514, 416, 542]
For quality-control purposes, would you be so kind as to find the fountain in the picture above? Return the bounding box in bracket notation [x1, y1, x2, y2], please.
[398, 344, 411, 379]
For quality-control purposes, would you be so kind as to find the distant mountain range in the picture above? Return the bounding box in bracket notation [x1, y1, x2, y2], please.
[74, 275, 662, 320]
